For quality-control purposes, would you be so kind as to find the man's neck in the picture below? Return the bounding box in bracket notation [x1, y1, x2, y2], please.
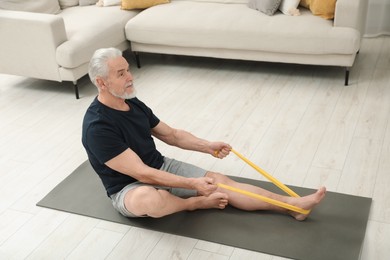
[97, 93, 130, 111]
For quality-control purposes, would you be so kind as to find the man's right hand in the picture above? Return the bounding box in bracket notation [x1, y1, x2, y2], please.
[193, 177, 217, 196]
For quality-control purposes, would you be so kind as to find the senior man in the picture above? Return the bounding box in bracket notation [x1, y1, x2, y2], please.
[82, 48, 326, 220]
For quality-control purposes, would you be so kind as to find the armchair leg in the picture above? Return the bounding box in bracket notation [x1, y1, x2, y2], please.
[134, 52, 141, 68]
[344, 67, 350, 86]
[73, 81, 80, 99]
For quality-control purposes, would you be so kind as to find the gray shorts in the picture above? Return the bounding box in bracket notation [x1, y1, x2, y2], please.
[110, 157, 207, 218]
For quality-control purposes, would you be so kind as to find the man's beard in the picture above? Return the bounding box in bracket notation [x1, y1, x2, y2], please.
[109, 86, 137, 100]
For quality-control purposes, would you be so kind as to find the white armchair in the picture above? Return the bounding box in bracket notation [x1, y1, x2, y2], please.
[0, 5, 139, 98]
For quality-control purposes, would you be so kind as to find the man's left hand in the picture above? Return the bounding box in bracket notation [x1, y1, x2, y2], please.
[209, 142, 232, 159]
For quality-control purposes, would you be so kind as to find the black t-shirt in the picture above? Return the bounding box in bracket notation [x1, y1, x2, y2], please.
[82, 97, 164, 196]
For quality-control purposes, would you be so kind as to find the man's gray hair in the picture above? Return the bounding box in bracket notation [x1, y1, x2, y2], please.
[88, 47, 122, 87]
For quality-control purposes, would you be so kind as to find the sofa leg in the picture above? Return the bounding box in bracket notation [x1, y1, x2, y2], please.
[344, 67, 350, 86]
[73, 81, 80, 99]
[134, 52, 141, 68]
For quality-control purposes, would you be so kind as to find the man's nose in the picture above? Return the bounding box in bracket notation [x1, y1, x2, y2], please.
[126, 71, 133, 80]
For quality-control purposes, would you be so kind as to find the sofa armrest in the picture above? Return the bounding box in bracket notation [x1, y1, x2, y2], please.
[334, 0, 368, 35]
[0, 10, 68, 81]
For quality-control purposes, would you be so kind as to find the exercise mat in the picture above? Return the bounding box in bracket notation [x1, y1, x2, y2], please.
[37, 160, 372, 260]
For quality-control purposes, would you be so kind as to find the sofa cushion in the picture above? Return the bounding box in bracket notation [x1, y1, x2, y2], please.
[56, 5, 139, 68]
[248, 0, 282, 16]
[0, 0, 61, 14]
[125, 1, 360, 55]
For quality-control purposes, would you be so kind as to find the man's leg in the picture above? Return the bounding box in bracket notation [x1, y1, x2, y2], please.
[207, 172, 326, 221]
[123, 185, 228, 218]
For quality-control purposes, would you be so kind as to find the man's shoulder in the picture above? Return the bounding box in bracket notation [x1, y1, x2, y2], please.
[83, 98, 112, 129]
[128, 98, 153, 113]
[128, 97, 146, 107]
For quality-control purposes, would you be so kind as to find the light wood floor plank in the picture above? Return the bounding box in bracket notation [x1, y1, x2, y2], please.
[107, 227, 163, 260]
[312, 66, 371, 170]
[187, 249, 229, 260]
[65, 227, 124, 260]
[370, 114, 390, 222]
[146, 234, 197, 260]
[230, 248, 272, 260]
[194, 240, 234, 256]
[26, 215, 99, 260]
[0, 209, 68, 259]
[0, 209, 33, 246]
[361, 220, 390, 260]
[337, 137, 382, 197]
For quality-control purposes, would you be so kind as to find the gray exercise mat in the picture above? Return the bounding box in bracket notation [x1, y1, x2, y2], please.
[37, 160, 372, 260]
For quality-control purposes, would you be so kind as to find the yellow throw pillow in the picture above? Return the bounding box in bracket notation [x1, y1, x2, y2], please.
[122, 0, 169, 10]
[300, 0, 336, 20]
[310, 0, 336, 19]
[299, 0, 310, 9]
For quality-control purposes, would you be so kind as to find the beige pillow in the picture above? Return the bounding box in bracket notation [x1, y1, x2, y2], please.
[279, 0, 300, 16]
[96, 0, 121, 6]
[0, 0, 61, 14]
[122, 0, 169, 10]
[59, 0, 79, 9]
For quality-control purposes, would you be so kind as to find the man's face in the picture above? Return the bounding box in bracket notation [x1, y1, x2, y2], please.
[104, 56, 136, 99]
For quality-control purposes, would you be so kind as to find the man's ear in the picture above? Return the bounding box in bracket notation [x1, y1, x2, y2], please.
[96, 77, 107, 89]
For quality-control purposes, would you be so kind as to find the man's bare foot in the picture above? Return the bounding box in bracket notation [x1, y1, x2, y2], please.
[288, 187, 327, 221]
[192, 192, 228, 211]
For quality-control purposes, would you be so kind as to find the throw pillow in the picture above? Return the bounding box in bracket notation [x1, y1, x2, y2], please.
[248, 0, 282, 16]
[121, 0, 169, 10]
[0, 0, 61, 14]
[79, 0, 98, 6]
[279, 0, 300, 16]
[96, 0, 121, 6]
[309, 0, 336, 19]
[59, 0, 79, 9]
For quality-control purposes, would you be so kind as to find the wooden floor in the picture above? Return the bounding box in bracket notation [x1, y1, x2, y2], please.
[0, 36, 389, 259]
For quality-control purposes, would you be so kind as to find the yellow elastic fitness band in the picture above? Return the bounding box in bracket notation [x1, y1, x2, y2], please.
[215, 148, 309, 214]
[230, 149, 300, 198]
[217, 183, 310, 215]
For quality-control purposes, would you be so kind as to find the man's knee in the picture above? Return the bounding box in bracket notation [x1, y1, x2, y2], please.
[124, 186, 166, 217]
[206, 171, 233, 185]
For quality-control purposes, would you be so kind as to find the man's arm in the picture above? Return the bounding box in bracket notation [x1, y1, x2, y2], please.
[105, 147, 216, 196]
[151, 121, 231, 158]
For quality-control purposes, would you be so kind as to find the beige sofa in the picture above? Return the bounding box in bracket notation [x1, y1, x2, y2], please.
[126, 0, 367, 86]
[0, 2, 139, 98]
[0, 0, 367, 99]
